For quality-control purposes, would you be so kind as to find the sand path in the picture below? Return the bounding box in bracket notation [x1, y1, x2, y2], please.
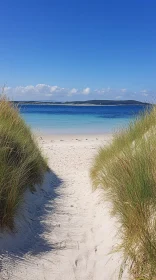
[1, 135, 125, 280]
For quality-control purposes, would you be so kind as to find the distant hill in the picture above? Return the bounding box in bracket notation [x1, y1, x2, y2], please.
[13, 100, 150, 106]
[63, 100, 150, 105]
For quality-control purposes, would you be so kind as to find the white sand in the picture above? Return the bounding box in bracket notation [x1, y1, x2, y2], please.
[0, 134, 128, 280]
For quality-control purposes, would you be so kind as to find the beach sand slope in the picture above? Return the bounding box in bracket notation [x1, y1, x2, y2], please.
[1, 135, 128, 280]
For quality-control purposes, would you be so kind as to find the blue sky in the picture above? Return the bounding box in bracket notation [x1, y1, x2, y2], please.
[0, 0, 156, 101]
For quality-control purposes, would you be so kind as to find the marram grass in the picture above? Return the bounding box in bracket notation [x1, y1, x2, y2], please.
[91, 105, 156, 279]
[0, 97, 48, 230]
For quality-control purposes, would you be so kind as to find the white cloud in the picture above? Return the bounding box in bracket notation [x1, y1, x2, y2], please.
[95, 87, 111, 94]
[2, 84, 153, 102]
[67, 88, 78, 97]
[140, 89, 147, 93]
[69, 88, 78, 94]
[116, 95, 122, 99]
[35, 84, 59, 93]
[50, 86, 59, 92]
[5, 84, 66, 98]
[140, 89, 150, 97]
[82, 87, 90, 95]
[121, 88, 127, 93]
[94, 89, 106, 94]
[140, 89, 153, 97]
[45, 93, 53, 97]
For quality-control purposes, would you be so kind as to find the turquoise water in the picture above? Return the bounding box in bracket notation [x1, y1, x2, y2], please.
[19, 104, 148, 134]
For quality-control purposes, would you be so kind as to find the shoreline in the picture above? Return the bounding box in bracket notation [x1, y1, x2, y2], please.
[35, 132, 113, 142]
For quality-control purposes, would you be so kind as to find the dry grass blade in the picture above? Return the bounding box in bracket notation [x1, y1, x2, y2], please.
[91, 105, 156, 279]
[0, 96, 48, 230]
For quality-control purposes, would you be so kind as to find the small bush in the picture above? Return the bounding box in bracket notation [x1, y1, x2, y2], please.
[91, 105, 156, 279]
[0, 97, 48, 230]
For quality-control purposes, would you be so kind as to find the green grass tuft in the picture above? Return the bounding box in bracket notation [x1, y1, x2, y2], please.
[91, 105, 156, 279]
[0, 96, 48, 230]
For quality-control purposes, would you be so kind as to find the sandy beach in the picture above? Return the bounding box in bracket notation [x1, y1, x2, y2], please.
[0, 134, 127, 280]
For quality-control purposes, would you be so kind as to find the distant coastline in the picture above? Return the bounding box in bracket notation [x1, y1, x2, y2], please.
[13, 100, 150, 106]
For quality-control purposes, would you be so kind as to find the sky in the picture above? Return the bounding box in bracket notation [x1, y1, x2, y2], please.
[0, 0, 156, 101]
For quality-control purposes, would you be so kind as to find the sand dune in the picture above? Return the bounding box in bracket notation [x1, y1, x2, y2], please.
[0, 135, 128, 280]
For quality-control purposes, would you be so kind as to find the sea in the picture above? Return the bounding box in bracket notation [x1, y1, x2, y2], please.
[19, 104, 148, 135]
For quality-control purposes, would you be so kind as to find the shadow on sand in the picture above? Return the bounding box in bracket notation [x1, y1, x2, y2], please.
[0, 169, 63, 260]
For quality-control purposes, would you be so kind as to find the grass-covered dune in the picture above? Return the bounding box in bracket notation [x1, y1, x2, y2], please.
[0, 97, 48, 230]
[91, 106, 156, 279]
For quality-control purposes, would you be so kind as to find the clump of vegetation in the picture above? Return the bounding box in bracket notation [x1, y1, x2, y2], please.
[91, 105, 156, 279]
[0, 97, 48, 230]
